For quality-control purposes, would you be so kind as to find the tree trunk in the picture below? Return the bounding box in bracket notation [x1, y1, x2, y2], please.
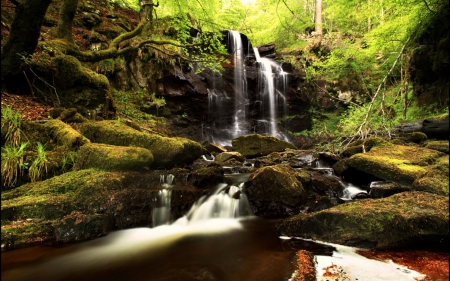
[314, 0, 323, 36]
[1, 0, 52, 91]
[57, 0, 79, 42]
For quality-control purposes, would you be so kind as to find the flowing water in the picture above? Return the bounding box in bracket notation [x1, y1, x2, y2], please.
[1, 173, 428, 281]
[0, 177, 331, 281]
[205, 30, 289, 146]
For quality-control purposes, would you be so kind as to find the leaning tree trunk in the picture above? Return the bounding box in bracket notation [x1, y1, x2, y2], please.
[1, 0, 52, 92]
[56, 0, 79, 42]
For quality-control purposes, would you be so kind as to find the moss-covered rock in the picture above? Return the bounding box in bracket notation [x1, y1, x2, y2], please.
[44, 119, 91, 149]
[276, 191, 449, 249]
[243, 164, 307, 218]
[232, 134, 297, 158]
[425, 140, 449, 153]
[1, 169, 207, 247]
[75, 143, 154, 171]
[78, 120, 203, 168]
[187, 164, 224, 189]
[344, 144, 446, 187]
[215, 151, 246, 163]
[412, 155, 449, 196]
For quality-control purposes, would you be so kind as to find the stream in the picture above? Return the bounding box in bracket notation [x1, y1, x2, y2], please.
[1, 172, 426, 281]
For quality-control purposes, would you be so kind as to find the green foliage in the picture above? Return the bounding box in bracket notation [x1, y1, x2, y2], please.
[1, 105, 24, 146]
[1, 143, 28, 189]
[29, 142, 49, 183]
[61, 151, 76, 173]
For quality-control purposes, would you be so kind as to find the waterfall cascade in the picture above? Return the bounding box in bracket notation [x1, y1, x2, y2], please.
[152, 173, 253, 228]
[205, 30, 289, 146]
[152, 174, 175, 227]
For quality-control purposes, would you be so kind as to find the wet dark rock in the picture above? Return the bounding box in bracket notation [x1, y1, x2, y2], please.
[54, 213, 114, 242]
[187, 165, 224, 189]
[369, 181, 410, 198]
[243, 164, 307, 218]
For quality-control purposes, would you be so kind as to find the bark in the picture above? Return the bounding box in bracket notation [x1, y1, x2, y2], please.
[56, 0, 79, 42]
[1, 0, 52, 91]
[314, 0, 323, 36]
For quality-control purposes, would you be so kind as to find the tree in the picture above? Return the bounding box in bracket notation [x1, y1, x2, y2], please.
[1, 0, 52, 90]
[56, 0, 79, 42]
[1, 0, 227, 93]
[314, 0, 323, 36]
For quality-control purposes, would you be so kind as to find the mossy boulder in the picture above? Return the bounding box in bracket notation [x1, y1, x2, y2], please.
[215, 151, 246, 163]
[276, 191, 449, 249]
[232, 134, 297, 158]
[78, 120, 203, 168]
[75, 143, 154, 171]
[1, 169, 207, 247]
[340, 144, 448, 195]
[425, 140, 449, 153]
[412, 155, 449, 196]
[187, 164, 224, 189]
[243, 164, 307, 218]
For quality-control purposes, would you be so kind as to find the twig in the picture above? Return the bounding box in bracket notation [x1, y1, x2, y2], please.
[23, 71, 35, 97]
[29, 68, 61, 106]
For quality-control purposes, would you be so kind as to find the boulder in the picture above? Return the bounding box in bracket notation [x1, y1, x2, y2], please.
[368, 181, 410, 198]
[343, 144, 448, 195]
[243, 164, 307, 218]
[215, 151, 246, 163]
[78, 120, 203, 168]
[425, 140, 449, 153]
[232, 134, 297, 158]
[276, 191, 449, 249]
[75, 143, 154, 170]
[187, 164, 224, 189]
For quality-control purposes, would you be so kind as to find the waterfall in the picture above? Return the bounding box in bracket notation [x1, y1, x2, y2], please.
[152, 174, 175, 227]
[204, 30, 290, 146]
[229, 30, 249, 140]
[253, 47, 288, 140]
[174, 182, 253, 225]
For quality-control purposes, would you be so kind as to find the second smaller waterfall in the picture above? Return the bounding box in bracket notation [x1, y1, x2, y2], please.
[152, 174, 175, 227]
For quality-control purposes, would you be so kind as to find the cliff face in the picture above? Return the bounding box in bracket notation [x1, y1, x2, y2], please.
[409, 1, 449, 108]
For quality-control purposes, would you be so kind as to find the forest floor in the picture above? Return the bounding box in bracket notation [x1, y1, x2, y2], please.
[1, 92, 53, 121]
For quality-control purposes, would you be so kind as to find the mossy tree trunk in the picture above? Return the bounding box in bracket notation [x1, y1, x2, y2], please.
[1, 0, 52, 92]
[56, 0, 79, 43]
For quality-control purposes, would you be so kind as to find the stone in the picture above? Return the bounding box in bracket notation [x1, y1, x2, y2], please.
[276, 191, 449, 249]
[75, 143, 154, 171]
[232, 134, 297, 158]
[243, 164, 307, 218]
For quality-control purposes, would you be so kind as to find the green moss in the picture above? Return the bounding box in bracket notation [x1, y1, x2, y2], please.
[278, 191, 449, 249]
[78, 121, 202, 168]
[425, 140, 449, 154]
[232, 134, 297, 158]
[51, 55, 109, 90]
[44, 119, 91, 149]
[75, 143, 154, 171]
[346, 145, 445, 185]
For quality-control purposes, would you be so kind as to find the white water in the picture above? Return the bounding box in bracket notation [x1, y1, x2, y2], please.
[229, 30, 248, 139]
[152, 174, 175, 227]
[281, 237, 426, 281]
[253, 47, 288, 140]
[205, 30, 290, 146]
